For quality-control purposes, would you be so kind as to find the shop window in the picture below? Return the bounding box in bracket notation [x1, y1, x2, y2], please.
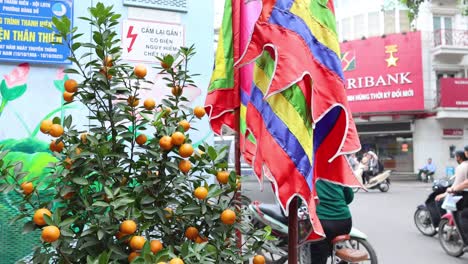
[353, 14, 366, 39]
[399, 10, 410, 32]
[384, 10, 396, 34]
[433, 16, 453, 45]
[359, 134, 414, 172]
[368, 11, 381, 37]
[342, 17, 353, 41]
[123, 0, 188, 13]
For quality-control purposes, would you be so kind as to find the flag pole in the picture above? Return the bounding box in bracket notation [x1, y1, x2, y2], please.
[234, 115, 242, 250]
[288, 197, 299, 263]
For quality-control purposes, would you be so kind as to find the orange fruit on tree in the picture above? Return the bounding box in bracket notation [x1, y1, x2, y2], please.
[194, 187, 208, 200]
[193, 106, 206, 119]
[21, 182, 34, 195]
[253, 255, 266, 264]
[216, 171, 230, 184]
[134, 64, 147, 78]
[160, 107, 172, 118]
[40, 120, 53, 134]
[195, 235, 208, 244]
[179, 143, 194, 158]
[50, 140, 64, 153]
[64, 157, 73, 170]
[128, 251, 140, 262]
[49, 124, 64, 137]
[127, 96, 140, 107]
[221, 209, 236, 225]
[136, 134, 147, 145]
[143, 98, 156, 110]
[99, 67, 112, 79]
[185, 226, 199, 240]
[104, 55, 113, 67]
[161, 61, 170, 69]
[63, 192, 75, 200]
[129, 235, 146, 250]
[150, 240, 163, 254]
[171, 131, 185, 146]
[172, 85, 182, 96]
[63, 92, 74, 103]
[75, 147, 82, 155]
[41, 226, 60, 243]
[80, 133, 88, 144]
[178, 160, 191, 173]
[169, 258, 184, 264]
[159, 136, 173, 151]
[64, 79, 78, 93]
[102, 194, 111, 203]
[33, 208, 52, 226]
[120, 220, 137, 235]
[115, 231, 129, 241]
[178, 120, 190, 132]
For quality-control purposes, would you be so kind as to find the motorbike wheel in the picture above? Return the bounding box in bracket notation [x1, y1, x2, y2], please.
[378, 182, 389, 192]
[333, 237, 378, 264]
[438, 218, 465, 257]
[413, 208, 437, 236]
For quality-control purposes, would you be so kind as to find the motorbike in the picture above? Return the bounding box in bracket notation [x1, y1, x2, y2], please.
[247, 201, 378, 263]
[353, 162, 391, 193]
[414, 179, 451, 236]
[438, 210, 466, 257]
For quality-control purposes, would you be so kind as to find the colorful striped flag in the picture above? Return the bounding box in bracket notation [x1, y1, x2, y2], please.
[206, 0, 361, 240]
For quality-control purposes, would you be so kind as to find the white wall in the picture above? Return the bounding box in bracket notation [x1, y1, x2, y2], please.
[414, 117, 468, 177]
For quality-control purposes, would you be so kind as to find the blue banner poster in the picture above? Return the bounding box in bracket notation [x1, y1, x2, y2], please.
[0, 0, 73, 64]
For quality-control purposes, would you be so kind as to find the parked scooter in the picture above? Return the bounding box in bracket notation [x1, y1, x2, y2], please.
[438, 211, 466, 257]
[247, 201, 378, 263]
[353, 161, 391, 193]
[414, 178, 451, 236]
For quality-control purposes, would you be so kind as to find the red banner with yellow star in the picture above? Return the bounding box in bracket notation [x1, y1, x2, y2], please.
[340, 31, 424, 113]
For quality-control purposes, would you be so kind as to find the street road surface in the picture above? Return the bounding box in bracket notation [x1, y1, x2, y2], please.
[243, 179, 468, 263]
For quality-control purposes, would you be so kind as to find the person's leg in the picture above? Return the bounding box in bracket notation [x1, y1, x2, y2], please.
[418, 169, 427, 181]
[362, 171, 369, 184]
[309, 239, 331, 264]
[454, 209, 468, 245]
[311, 219, 352, 263]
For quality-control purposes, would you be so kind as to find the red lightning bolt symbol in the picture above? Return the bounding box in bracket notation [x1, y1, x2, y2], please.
[127, 26, 138, 53]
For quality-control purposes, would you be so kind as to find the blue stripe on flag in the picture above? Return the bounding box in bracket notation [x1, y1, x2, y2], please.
[313, 106, 342, 152]
[250, 85, 313, 189]
[268, 7, 344, 80]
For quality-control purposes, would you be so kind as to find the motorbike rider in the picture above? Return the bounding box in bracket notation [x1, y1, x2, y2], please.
[435, 151, 468, 202]
[436, 150, 468, 201]
[308, 179, 354, 264]
[435, 150, 468, 250]
[347, 153, 359, 171]
[362, 151, 378, 184]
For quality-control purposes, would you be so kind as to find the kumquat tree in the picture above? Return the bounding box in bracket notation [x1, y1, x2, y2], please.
[0, 3, 272, 264]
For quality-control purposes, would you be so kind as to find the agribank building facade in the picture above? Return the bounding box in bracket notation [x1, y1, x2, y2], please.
[0, 1, 214, 263]
[335, 0, 468, 178]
